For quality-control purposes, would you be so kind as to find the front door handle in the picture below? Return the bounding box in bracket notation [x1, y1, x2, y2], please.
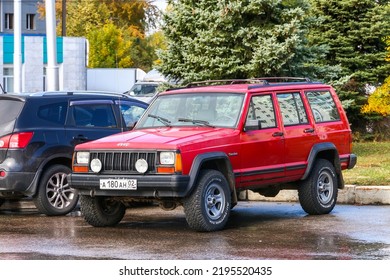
[272, 132, 284, 137]
[304, 128, 315, 133]
[73, 135, 89, 141]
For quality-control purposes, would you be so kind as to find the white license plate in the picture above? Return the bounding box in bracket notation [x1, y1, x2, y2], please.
[100, 179, 137, 190]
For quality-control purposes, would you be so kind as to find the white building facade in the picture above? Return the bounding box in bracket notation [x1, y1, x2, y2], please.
[0, 35, 87, 93]
[0, 0, 87, 93]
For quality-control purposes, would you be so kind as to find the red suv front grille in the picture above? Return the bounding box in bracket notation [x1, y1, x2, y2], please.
[90, 151, 157, 173]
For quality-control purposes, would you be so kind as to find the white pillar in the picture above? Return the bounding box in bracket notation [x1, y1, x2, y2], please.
[13, 0, 22, 93]
[45, 0, 59, 91]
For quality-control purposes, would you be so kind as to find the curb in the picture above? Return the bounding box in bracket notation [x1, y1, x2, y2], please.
[3, 186, 390, 210]
[239, 185, 390, 205]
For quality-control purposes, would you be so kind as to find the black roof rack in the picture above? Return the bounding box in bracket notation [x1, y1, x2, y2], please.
[186, 79, 269, 88]
[26, 91, 130, 98]
[184, 77, 312, 88]
[165, 77, 314, 92]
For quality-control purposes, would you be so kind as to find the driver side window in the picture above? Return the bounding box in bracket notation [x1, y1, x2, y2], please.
[246, 95, 276, 129]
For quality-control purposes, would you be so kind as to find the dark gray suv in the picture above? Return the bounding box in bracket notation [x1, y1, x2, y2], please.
[0, 91, 147, 215]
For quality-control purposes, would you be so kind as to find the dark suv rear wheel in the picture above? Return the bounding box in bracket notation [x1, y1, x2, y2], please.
[298, 159, 338, 215]
[33, 165, 78, 216]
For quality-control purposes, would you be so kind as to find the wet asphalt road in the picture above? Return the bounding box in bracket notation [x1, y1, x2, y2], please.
[0, 200, 389, 260]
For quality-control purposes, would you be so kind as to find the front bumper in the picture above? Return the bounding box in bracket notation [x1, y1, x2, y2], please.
[68, 173, 191, 198]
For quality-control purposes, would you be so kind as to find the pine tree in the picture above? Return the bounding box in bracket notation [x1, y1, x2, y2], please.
[308, 0, 390, 131]
[157, 0, 319, 83]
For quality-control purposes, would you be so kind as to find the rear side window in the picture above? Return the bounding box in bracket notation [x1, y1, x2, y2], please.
[306, 91, 340, 123]
[72, 104, 117, 128]
[277, 93, 308, 126]
[38, 102, 67, 125]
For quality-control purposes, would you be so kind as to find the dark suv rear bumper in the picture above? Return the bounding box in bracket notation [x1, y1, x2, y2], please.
[0, 171, 37, 196]
[68, 173, 191, 198]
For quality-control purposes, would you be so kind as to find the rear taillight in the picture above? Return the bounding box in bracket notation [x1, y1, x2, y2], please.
[0, 135, 11, 148]
[0, 132, 34, 149]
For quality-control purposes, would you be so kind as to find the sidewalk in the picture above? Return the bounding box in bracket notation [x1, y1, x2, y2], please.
[239, 185, 390, 205]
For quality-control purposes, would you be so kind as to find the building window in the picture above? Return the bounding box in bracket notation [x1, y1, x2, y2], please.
[5, 13, 14, 30]
[26, 14, 35, 30]
[3, 67, 14, 93]
[43, 67, 47, 91]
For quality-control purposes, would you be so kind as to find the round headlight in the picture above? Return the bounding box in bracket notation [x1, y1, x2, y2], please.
[90, 158, 102, 173]
[135, 158, 148, 173]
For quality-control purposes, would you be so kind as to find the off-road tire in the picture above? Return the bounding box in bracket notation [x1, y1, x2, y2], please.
[298, 159, 338, 215]
[80, 195, 126, 227]
[183, 169, 231, 232]
[33, 165, 78, 216]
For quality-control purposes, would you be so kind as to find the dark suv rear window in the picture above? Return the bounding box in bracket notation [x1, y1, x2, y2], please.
[0, 99, 24, 125]
[0, 99, 24, 136]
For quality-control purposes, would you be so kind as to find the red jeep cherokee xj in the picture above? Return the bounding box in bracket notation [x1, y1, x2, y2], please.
[69, 78, 357, 232]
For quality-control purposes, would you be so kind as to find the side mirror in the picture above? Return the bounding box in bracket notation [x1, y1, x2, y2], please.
[244, 119, 261, 131]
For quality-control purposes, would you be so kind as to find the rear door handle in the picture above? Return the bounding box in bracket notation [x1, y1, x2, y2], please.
[304, 128, 315, 133]
[272, 132, 284, 137]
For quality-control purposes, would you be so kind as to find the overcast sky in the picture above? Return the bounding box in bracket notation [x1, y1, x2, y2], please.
[154, 0, 167, 11]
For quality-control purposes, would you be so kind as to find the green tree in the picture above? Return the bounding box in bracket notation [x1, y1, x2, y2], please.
[88, 22, 133, 68]
[362, 77, 390, 116]
[158, 0, 320, 83]
[38, 0, 162, 69]
[308, 0, 390, 131]
[387, 37, 390, 62]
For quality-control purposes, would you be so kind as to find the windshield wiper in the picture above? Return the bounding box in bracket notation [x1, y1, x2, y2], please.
[148, 114, 171, 127]
[178, 118, 214, 127]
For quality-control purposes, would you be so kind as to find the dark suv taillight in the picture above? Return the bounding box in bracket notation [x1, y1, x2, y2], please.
[0, 132, 34, 149]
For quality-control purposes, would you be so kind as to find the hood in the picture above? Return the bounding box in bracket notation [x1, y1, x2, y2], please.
[75, 127, 239, 151]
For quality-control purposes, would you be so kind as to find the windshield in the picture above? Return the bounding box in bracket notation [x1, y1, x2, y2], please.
[136, 93, 244, 129]
[128, 83, 159, 97]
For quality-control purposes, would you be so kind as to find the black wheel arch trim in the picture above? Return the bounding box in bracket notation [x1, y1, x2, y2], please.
[187, 152, 237, 204]
[25, 153, 73, 196]
[302, 142, 344, 188]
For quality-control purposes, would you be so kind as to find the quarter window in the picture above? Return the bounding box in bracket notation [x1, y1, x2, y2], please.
[38, 102, 68, 125]
[306, 91, 340, 123]
[277, 93, 308, 126]
[246, 95, 276, 129]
